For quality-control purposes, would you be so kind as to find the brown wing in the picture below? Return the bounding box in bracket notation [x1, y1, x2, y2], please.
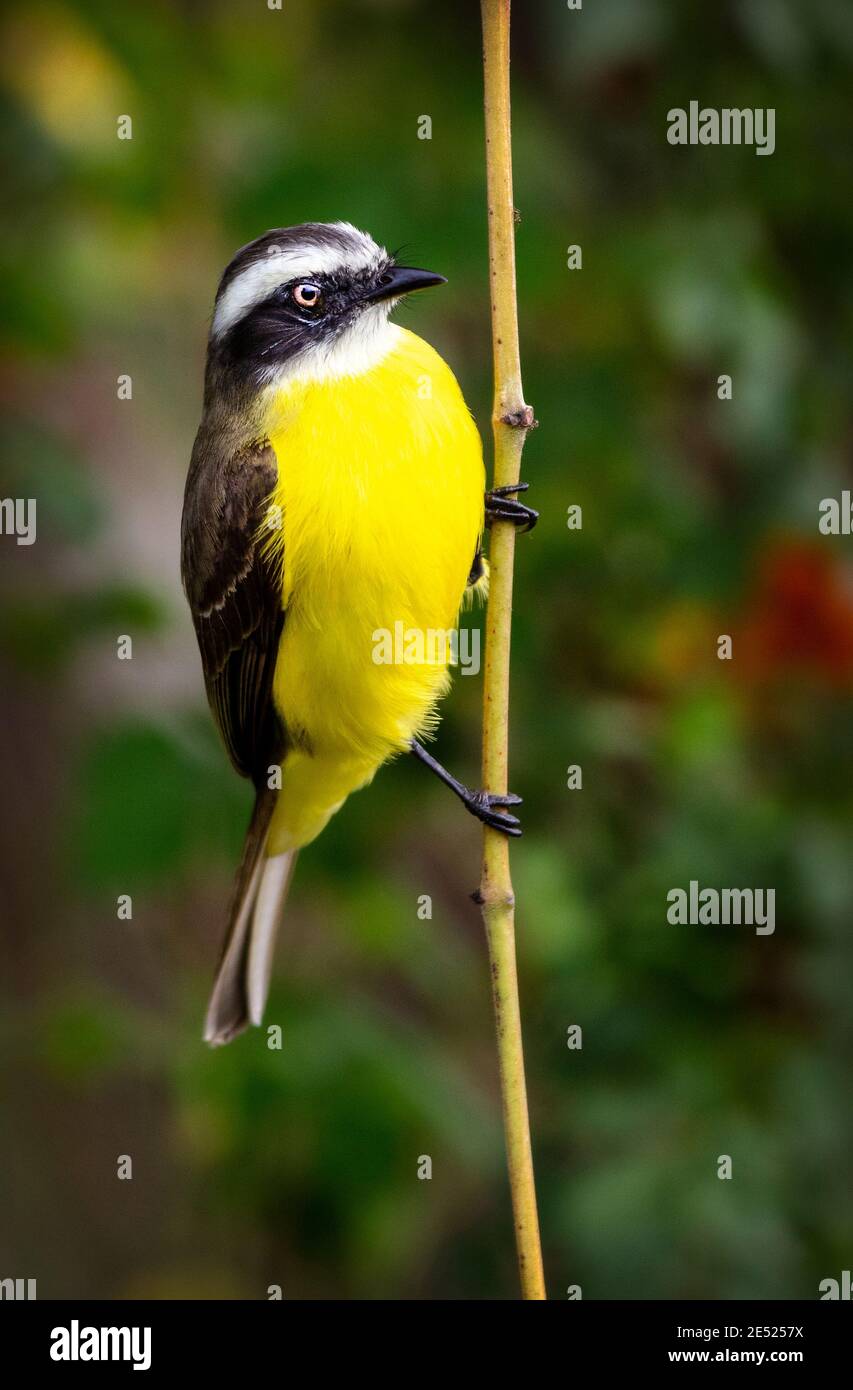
[181, 435, 285, 785]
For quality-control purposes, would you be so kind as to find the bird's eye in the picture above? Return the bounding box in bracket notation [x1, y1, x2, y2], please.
[292, 282, 323, 310]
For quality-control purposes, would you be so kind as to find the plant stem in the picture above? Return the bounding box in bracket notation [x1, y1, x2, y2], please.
[478, 0, 546, 1301]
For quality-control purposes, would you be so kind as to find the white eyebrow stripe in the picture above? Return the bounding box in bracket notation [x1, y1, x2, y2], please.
[211, 228, 386, 339]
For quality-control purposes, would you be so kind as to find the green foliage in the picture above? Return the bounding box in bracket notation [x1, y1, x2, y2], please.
[70, 718, 247, 890]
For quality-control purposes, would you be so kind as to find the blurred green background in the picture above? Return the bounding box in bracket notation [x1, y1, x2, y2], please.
[1, 0, 852, 1299]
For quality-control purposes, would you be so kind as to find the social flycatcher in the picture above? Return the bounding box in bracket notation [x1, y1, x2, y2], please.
[182, 222, 536, 1045]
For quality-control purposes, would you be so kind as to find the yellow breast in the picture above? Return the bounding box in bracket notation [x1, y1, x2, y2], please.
[262, 327, 484, 767]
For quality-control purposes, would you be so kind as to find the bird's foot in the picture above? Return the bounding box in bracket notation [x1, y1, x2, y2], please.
[409, 739, 523, 836]
[462, 787, 523, 836]
[485, 482, 538, 532]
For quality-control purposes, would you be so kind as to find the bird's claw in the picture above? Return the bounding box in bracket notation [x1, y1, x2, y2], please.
[466, 789, 523, 836]
[485, 482, 538, 533]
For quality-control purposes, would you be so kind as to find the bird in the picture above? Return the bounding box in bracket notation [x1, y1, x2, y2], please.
[181, 222, 537, 1045]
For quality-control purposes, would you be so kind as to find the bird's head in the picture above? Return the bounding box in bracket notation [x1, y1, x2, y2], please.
[208, 222, 445, 386]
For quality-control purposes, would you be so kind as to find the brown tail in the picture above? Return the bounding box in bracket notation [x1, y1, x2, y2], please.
[203, 788, 296, 1046]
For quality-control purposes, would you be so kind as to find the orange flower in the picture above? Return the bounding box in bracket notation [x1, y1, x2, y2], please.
[736, 538, 853, 689]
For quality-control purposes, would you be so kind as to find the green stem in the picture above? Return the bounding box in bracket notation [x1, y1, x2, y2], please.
[478, 0, 546, 1301]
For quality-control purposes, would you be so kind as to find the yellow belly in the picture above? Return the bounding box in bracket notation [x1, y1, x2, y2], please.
[261, 327, 484, 852]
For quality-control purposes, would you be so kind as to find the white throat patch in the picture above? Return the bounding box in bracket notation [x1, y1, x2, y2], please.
[260, 310, 402, 389]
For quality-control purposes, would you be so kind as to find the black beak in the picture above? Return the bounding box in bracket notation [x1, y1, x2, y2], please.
[361, 265, 447, 304]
